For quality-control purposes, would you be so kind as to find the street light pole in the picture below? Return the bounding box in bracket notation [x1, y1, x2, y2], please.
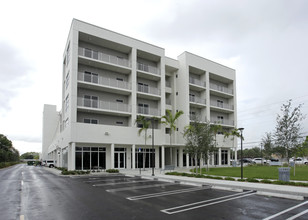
[151, 117, 155, 176]
[238, 128, 244, 180]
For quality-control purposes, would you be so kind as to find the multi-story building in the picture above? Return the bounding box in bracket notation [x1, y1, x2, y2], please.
[42, 19, 237, 171]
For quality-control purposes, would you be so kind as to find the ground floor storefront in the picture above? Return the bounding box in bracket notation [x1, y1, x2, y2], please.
[49, 143, 237, 171]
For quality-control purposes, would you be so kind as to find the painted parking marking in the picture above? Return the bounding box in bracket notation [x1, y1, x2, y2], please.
[94, 179, 152, 187]
[85, 177, 141, 183]
[161, 190, 256, 215]
[263, 200, 308, 220]
[127, 186, 211, 200]
[106, 182, 177, 192]
[286, 209, 308, 220]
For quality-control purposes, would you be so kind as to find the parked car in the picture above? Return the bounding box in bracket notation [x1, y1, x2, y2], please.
[252, 158, 267, 164]
[239, 158, 253, 163]
[42, 160, 56, 168]
[289, 157, 308, 165]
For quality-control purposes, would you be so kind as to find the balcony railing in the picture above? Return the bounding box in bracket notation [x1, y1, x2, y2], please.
[137, 62, 160, 75]
[137, 84, 160, 95]
[78, 97, 131, 113]
[210, 118, 234, 126]
[189, 96, 206, 105]
[189, 77, 206, 87]
[137, 106, 160, 116]
[210, 83, 233, 95]
[78, 47, 130, 68]
[210, 100, 234, 110]
[78, 72, 131, 90]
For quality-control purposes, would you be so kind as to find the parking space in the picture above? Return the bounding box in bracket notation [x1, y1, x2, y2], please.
[73, 175, 308, 219]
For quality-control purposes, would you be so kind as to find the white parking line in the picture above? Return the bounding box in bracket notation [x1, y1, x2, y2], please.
[286, 209, 308, 220]
[93, 179, 152, 186]
[106, 183, 177, 192]
[161, 190, 256, 215]
[127, 186, 211, 200]
[263, 200, 308, 220]
[85, 177, 140, 183]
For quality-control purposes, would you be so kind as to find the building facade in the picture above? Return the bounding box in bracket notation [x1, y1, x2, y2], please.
[42, 19, 237, 171]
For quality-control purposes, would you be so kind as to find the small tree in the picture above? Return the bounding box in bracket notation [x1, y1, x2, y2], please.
[261, 132, 274, 159]
[295, 136, 308, 158]
[274, 100, 305, 163]
[135, 115, 151, 170]
[161, 110, 184, 165]
[184, 120, 215, 174]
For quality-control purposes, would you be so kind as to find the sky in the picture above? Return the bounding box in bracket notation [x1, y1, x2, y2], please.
[0, 0, 307, 155]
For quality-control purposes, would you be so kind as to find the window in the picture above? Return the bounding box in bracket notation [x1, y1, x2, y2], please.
[116, 99, 123, 103]
[84, 118, 98, 124]
[116, 78, 123, 81]
[116, 121, 124, 125]
[84, 71, 98, 84]
[65, 95, 69, 112]
[217, 116, 224, 123]
[189, 94, 195, 102]
[66, 43, 70, 66]
[85, 48, 92, 58]
[217, 100, 223, 108]
[84, 95, 98, 108]
[138, 82, 149, 93]
[138, 103, 149, 114]
[65, 71, 70, 89]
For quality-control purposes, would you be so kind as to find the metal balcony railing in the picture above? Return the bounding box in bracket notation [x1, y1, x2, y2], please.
[137, 84, 160, 95]
[78, 97, 131, 113]
[137, 106, 160, 116]
[78, 47, 130, 68]
[210, 118, 234, 126]
[189, 96, 206, 105]
[210, 83, 233, 95]
[189, 77, 206, 87]
[137, 62, 160, 75]
[78, 72, 131, 90]
[210, 100, 234, 110]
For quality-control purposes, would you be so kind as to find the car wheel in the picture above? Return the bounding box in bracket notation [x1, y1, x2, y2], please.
[49, 164, 54, 168]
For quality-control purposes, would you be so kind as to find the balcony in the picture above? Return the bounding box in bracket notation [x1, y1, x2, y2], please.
[210, 118, 234, 126]
[210, 100, 234, 111]
[137, 84, 160, 96]
[137, 106, 160, 116]
[189, 96, 206, 105]
[78, 72, 131, 91]
[77, 97, 131, 114]
[137, 62, 160, 75]
[189, 77, 206, 87]
[210, 83, 233, 95]
[78, 47, 130, 68]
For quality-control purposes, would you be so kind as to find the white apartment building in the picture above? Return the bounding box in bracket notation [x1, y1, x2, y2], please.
[42, 19, 237, 171]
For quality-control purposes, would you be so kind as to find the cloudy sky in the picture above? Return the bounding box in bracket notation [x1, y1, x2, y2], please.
[0, 0, 307, 154]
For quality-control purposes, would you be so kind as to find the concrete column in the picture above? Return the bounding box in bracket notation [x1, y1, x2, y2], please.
[186, 154, 189, 168]
[155, 146, 159, 168]
[68, 143, 76, 171]
[178, 147, 183, 168]
[173, 147, 177, 167]
[132, 144, 136, 169]
[228, 149, 231, 166]
[218, 148, 222, 166]
[111, 144, 114, 169]
[127, 147, 131, 169]
[161, 146, 165, 169]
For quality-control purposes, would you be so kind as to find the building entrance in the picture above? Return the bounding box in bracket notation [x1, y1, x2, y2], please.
[114, 148, 126, 169]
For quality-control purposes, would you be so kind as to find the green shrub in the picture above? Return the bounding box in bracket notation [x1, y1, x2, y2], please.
[246, 178, 259, 183]
[260, 179, 272, 184]
[61, 170, 90, 175]
[237, 178, 246, 182]
[224, 177, 236, 181]
[106, 169, 119, 173]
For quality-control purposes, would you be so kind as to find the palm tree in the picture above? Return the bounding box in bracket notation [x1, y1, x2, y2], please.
[135, 115, 151, 170]
[161, 110, 184, 165]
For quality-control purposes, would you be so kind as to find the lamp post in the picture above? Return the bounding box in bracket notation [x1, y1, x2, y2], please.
[238, 128, 244, 180]
[151, 117, 155, 176]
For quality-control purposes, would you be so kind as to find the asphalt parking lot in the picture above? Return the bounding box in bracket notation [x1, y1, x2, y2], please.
[73, 174, 308, 220]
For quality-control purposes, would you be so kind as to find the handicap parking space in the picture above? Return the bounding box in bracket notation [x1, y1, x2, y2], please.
[73, 174, 308, 219]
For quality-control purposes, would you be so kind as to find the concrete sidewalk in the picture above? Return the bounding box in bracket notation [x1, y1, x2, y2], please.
[120, 168, 308, 200]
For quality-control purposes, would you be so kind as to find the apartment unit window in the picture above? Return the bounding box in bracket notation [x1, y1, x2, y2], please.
[116, 99, 123, 103]
[66, 43, 70, 66]
[84, 118, 98, 124]
[116, 77, 123, 81]
[165, 128, 170, 134]
[84, 71, 98, 84]
[189, 94, 195, 102]
[65, 71, 70, 90]
[116, 121, 124, 125]
[65, 95, 69, 112]
[217, 100, 223, 108]
[217, 116, 224, 123]
[138, 103, 149, 114]
[84, 95, 98, 108]
[138, 82, 149, 93]
[189, 111, 196, 120]
[64, 118, 69, 128]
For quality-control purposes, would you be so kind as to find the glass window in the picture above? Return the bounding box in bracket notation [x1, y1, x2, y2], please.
[76, 147, 82, 151]
[83, 152, 90, 170]
[75, 152, 82, 170]
[83, 147, 90, 151]
[99, 152, 106, 169]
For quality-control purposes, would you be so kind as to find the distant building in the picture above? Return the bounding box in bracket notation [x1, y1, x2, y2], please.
[42, 19, 237, 170]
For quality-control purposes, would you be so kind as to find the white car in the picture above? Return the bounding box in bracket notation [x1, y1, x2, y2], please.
[42, 160, 56, 168]
[252, 158, 267, 164]
[290, 158, 308, 165]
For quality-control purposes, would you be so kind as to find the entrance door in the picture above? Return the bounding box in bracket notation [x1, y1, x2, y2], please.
[114, 148, 126, 168]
